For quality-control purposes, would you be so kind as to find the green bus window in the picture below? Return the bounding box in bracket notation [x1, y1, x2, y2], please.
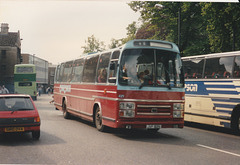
[19, 82, 32, 86]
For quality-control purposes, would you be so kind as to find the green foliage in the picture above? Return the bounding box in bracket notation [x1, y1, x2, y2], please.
[135, 23, 160, 39]
[83, 3, 240, 57]
[82, 35, 106, 54]
[128, 2, 240, 56]
[201, 3, 240, 52]
[109, 22, 138, 49]
[109, 38, 122, 49]
[121, 21, 138, 45]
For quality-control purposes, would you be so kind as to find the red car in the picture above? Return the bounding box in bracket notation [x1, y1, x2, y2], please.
[0, 94, 40, 139]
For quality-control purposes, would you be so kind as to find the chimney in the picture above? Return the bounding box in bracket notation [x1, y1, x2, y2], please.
[1, 23, 9, 34]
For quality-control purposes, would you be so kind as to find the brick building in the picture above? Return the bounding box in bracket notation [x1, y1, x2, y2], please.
[0, 23, 21, 92]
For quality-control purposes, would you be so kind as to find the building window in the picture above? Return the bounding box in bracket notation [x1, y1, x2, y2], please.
[1, 50, 6, 59]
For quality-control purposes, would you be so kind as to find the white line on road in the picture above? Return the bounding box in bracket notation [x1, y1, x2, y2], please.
[197, 144, 240, 157]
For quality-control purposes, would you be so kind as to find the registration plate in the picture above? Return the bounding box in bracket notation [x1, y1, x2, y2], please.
[4, 127, 25, 132]
[146, 125, 161, 129]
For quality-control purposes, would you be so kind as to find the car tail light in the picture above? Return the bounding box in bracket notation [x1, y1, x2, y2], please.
[34, 117, 40, 122]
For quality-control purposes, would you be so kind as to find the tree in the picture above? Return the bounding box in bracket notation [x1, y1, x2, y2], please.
[109, 21, 138, 47]
[82, 35, 106, 54]
[109, 38, 122, 49]
[201, 3, 240, 52]
[179, 2, 211, 56]
[129, 2, 240, 56]
[135, 23, 161, 39]
[128, 2, 177, 42]
[121, 21, 138, 44]
[128, 2, 211, 56]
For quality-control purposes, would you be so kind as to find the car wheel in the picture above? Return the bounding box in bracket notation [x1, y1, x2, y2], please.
[63, 100, 70, 119]
[95, 106, 105, 132]
[32, 131, 40, 140]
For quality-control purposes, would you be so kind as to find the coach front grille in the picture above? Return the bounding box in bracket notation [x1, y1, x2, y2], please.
[136, 105, 171, 116]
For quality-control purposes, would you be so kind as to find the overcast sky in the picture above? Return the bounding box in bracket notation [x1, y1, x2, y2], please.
[0, 0, 141, 64]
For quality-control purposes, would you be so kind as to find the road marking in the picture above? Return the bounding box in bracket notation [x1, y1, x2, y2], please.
[197, 144, 240, 157]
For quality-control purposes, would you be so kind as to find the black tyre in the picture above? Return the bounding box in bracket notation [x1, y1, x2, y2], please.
[95, 106, 105, 132]
[32, 131, 40, 140]
[231, 105, 240, 134]
[63, 100, 70, 119]
[232, 113, 240, 134]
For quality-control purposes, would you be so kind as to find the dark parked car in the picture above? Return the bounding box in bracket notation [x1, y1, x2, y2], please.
[0, 94, 41, 139]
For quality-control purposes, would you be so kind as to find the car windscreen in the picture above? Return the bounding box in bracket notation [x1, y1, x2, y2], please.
[0, 97, 34, 111]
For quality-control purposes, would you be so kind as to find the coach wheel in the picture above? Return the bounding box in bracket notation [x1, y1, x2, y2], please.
[231, 109, 240, 134]
[235, 113, 240, 134]
[95, 106, 105, 132]
[63, 100, 70, 119]
[238, 116, 240, 132]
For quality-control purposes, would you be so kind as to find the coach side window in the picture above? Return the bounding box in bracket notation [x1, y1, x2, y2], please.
[97, 53, 111, 83]
[82, 55, 99, 83]
[220, 57, 233, 78]
[233, 56, 240, 78]
[183, 59, 204, 79]
[54, 65, 60, 83]
[204, 57, 233, 79]
[58, 64, 65, 82]
[109, 51, 120, 83]
[205, 58, 221, 78]
[62, 61, 74, 82]
[72, 59, 85, 82]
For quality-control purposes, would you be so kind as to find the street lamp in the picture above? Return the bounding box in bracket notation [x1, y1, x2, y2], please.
[155, 3, 181, 53]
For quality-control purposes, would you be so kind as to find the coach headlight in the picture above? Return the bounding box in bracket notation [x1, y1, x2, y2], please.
[119, 102, 135, 110]
[173, 103, 184, 111]
[173, 103, 184, 118]
[173, 110, 184, 118]
[119, 109, 135, 118]
[119, 102, 135, 118]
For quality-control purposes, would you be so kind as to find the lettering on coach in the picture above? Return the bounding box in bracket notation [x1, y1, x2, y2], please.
[185, 84, 198, 92]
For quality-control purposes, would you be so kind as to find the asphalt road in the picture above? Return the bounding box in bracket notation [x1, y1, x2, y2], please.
[0, 94, 240, 165]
